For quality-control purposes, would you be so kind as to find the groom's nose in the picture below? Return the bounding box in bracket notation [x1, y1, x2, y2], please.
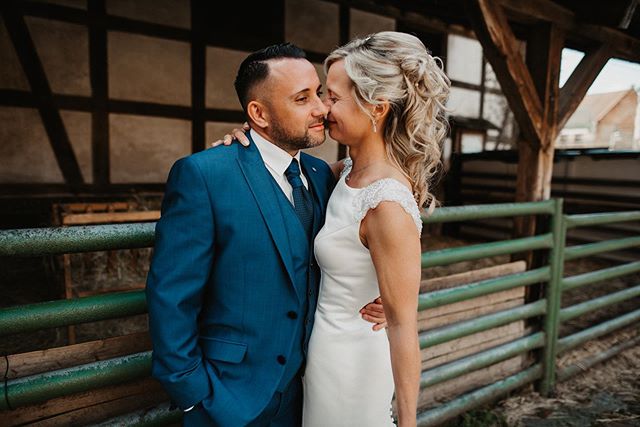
[312, 96, 329, 118]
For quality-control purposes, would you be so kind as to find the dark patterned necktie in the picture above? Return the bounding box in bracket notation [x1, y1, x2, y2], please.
[284, 158, 314, 239]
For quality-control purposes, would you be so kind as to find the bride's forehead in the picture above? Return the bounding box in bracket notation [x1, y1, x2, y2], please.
[327, 63, 352, 92]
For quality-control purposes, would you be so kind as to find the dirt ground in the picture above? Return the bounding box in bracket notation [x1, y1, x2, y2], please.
[495, 326, 640, 427]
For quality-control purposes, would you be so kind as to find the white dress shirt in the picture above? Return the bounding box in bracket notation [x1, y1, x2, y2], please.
[251, 129, 309, 205]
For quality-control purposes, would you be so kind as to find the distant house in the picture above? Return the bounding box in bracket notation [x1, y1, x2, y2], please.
[556, 88, 639, 150]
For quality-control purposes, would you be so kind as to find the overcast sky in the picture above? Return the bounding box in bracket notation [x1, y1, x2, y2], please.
[560, 48, 640, 94]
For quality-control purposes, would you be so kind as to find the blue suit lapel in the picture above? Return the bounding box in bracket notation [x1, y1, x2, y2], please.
[237, 135, 297, 293]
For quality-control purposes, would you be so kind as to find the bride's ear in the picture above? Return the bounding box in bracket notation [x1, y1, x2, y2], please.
[373, 102, 390, 121]
[247, 101, 270, 129]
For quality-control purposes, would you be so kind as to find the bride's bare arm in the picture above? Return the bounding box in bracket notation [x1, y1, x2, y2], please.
[363, 203, 421, 427]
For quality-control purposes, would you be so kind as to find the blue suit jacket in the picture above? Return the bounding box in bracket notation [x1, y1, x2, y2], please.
[146, 136, 335, 426]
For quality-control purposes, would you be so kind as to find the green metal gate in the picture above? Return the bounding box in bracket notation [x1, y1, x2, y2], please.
[0, 200, 638, 426]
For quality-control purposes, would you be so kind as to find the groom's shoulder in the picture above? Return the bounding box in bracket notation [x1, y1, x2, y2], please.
[175, 144, 240, 172]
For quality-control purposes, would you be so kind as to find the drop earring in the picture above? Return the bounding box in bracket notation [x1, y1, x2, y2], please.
[372, 118, 377, 133]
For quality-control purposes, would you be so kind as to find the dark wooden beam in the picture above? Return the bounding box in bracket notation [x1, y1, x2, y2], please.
[1, 2, 84, 185]
[558, 44, 610, 130]
[324, 0, 475, 38]
[514, 22, 563, 202]
[0, 90, 246, 123]
[0, 183, 165, 197]
[465, 0, 543, 145]
[498, 0, 640, 62]
[574, 23, 640, 62]
[618, 0, 638, 29]
[191, 0, 206, 153]
[88, 0, 109, 185]
[511, 22, 563, 274]
[337, 4, 350, 161]
[497, 0, 574, 28]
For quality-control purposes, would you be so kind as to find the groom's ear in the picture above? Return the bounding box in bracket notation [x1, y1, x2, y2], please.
[247, 100, 270, 129]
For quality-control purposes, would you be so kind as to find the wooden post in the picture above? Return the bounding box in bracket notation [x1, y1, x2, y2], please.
[513, 22, 564, 248]
[465, 0, 566, 265]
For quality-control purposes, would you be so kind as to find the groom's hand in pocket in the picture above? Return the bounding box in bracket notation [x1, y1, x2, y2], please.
[360, 297, 387, 331]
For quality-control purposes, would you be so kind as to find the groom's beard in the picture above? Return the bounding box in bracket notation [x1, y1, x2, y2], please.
[270, 120, 326, 152]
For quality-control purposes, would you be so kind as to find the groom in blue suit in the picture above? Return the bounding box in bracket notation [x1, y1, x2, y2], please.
[146, 44, 383, 426]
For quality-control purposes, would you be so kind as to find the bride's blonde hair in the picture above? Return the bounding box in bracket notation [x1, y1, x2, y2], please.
[324, 31, 450, 209]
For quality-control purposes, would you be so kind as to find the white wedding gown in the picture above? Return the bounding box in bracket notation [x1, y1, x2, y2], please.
[303, 158, 423, 427]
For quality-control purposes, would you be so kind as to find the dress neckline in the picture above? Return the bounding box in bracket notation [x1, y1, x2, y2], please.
[341, 157, 413, 194]
[342, 176, 410, 194]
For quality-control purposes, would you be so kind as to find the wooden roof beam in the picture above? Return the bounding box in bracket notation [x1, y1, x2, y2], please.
[465, 0, 543, 145]
[323, 0, 476, 38]
[498, 0, 640, 62]
[619, 0, 638, 29]
[558, 44, 611, 130]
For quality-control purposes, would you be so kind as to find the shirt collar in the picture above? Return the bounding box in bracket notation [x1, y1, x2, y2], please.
[251, 129, 301, 176]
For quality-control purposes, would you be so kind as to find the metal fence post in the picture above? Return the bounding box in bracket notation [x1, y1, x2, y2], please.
[539, 198, 566, 396]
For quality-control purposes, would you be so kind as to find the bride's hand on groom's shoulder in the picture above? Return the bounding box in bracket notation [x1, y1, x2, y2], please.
[360, 297, 387, 331]
[210, 122, 251, 148]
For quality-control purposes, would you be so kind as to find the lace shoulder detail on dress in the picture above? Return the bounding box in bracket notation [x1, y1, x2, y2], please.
[340, 157, 353, 179]
[353, 178, 423, 235]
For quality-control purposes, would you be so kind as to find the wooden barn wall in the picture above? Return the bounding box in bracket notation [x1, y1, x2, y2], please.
[0, 0, 400, 188]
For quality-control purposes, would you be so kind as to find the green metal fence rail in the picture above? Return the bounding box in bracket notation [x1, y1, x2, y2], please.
[0, 200, 638, 427]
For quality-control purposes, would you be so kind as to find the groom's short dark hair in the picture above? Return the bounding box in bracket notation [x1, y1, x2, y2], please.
[234, 43, 307, 111]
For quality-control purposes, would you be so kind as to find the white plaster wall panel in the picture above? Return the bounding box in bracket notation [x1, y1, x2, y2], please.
[0, 107, 64, 182]
[0, 18, 30, 90]
[109, 114, 191, 183]
[484, 61, 500, 90]
[60, 110, 92, 183]
[447, 34, 483, 85]
[447, 86, 481, 118]
[26, 17, 90, 96]
[106, 0, 190, 29]
[483, 93, 508, 127]
[460, 133, 484, 153]
[313, 62, 326, 85]
[108, 32, 190, 106]
[30, 0, 87, 9]
[349, 8, 395, 40]
[205, 121, 245, 149]
[285, 0, 339, 53]
[205, 47, 245, 110]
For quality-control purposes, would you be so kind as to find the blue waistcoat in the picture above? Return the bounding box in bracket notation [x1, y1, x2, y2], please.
[268, 170, 322, 391]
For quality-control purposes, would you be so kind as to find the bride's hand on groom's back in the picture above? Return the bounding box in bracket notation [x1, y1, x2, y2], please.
[360, 297, 387, 331]
[210, 122, 251, 148]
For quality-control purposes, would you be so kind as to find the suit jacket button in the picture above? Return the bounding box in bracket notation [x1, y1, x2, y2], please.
[277, 355, 286, 365]
[287, 311, 298, 319]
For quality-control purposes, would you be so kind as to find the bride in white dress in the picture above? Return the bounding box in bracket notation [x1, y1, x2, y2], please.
[302, 32, 450, 427]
